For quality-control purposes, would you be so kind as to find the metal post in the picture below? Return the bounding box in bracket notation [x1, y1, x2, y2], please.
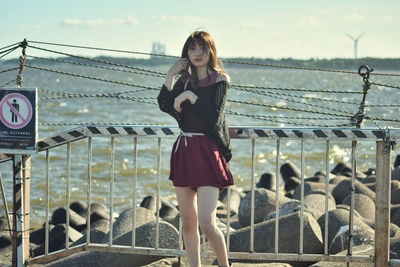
[250, 139, 255, 252]
[12, 154, 30, 267]
[375, 141, 391, 267]
[155, 138, 161, 249]
[66, 143, 71, 249]
[132, 137, 138, 247]
[0, 170, 12, 243]
[324, 141, 330, 255]
[86, 137, 92, 244]
[299, 139, 305, 254]
[275, 139, 280, 254]
[21, 155, 30, 261]
[109, 137, 115, 246]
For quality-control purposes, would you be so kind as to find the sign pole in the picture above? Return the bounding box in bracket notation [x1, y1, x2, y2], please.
[12, 155, 24, 267]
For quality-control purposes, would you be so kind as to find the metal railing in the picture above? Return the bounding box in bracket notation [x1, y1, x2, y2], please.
[2, 125, 398, 266]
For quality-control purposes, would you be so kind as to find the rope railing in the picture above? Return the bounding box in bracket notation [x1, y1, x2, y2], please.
[27, 55, 166, 78]
[0, 45, 20, 59]
[26, 40, 400, 76]
[26, 45, 166, 76]
[1, 40, 398, 128]
[26, 65, 159, 91]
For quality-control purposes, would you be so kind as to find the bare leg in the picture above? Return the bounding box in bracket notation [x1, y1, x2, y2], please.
[197, 186, 229, 266]
[175, 186, 200, 267]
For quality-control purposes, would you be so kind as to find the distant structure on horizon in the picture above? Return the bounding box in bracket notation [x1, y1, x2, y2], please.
[151, 42, 166, 58]
[345, 33, 364, 59]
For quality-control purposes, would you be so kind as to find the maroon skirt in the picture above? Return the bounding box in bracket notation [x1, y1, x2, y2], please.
[169, 133, 234, 191]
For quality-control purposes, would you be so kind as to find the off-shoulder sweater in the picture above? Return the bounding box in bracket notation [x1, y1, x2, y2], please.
[157, 77, 232, 162]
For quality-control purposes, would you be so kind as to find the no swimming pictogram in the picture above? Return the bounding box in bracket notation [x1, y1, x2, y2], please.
[0, 93, 33, 129]
[0, 88, 37, 154]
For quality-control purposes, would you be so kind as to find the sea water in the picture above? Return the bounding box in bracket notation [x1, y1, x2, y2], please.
[0, 61, 399, 228]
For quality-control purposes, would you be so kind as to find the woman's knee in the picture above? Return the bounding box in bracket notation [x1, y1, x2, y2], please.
[199, 220, 217, 236]
[181, 215, 198, 232]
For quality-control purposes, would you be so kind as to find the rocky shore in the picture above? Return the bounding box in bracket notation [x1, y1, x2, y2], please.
[0, 154, 400, 267]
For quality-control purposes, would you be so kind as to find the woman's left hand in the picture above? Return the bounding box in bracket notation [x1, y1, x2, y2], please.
[174, 91, 197, 113]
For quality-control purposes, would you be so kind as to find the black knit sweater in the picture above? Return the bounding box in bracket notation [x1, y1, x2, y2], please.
[157, 77, 232, 162]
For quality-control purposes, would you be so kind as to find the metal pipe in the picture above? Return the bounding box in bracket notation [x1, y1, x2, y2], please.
[109, 137, 115, 246]
[131, 137, 138, 247]
[299, 139, 305, 254]
[86, 137, 92, 244]
[66, 143, 71, 249]
[0, 169, 12, 243]
[155, 138, 161, 249]
[275, 139, 280, 254]
[347, 141, 357, 260]
[324, 141, 330, 255]
[250, 139, 256, 252]
[226, 185, 231, 252]
[45, 150, 50, 255]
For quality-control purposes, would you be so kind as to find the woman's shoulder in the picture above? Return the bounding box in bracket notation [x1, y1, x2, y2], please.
[215, 72, 230, 83]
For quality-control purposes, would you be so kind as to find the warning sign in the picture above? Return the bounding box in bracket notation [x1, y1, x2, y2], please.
[0, 88, 37, 154]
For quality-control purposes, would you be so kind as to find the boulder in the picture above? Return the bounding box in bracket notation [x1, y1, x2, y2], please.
[305, 173, 326, 184]
[51, 207, 86, 231]
[359, 175, 376, 184]
[33, 224, 83, 256]
[342, 193, 375, 220]
[331, 162, 352, 175]
[304, 191, 336, 215]
[328, 175, 348, 185]
[391, 205, 400, 227]
[280, 162, 301, 182]
[140, 195, 159, 213]
[328, 223, 374, 254]
[70, 200, 87, 216]
[292, 182, 333, 201]
[107, 207, 156, 240]
[219, 185, 244, 214]
[159, 198, 179, 220]
[393, 166, 400, 181]
[256, 172, 276, 191]
[284, 176, 301, 192]
[30, 224, 55, 245]
[238, 188, 290, 227]
[266, 200, 306, 220]
[46, 221, 179, 267]
[72, 229, 107, 246]
[392, 188, 400, 205]
[317, 209, 374, 251]
[230, 211, 323, 267]
[395, 154, 400, 169]
[331, 178, 375, 204]
[391, 236, 400, 259]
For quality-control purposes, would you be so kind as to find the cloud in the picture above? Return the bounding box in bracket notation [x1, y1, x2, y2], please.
[59, 15, 138, 27]
[269, 32, 281, 38]
[152, 15, 201, 22]
[382, 16, 395, 22]
[298, 16, 324, 27]
[346, 13, 365, 21]
[28, 25, 40, 31]
[241, 21, 264, 29]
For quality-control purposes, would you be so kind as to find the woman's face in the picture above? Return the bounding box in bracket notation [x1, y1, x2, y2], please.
[188, 42, 210, 68]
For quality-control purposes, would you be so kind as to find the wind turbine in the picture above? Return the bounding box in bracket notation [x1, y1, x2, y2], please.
[345, 33, 364, 59]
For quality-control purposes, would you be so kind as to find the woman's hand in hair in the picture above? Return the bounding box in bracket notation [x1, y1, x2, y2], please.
[164, 58, 189, 90]
[168, 58, 189, 77]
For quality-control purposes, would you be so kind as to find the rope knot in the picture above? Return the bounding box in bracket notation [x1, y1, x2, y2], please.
[350, 65, 374, 128]
[16, 39, 28, 87]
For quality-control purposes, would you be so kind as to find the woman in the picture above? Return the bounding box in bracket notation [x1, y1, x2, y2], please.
[158, 31, 233, 267]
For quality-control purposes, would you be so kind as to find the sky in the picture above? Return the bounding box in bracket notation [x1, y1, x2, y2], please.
[1, 0, 399, 60]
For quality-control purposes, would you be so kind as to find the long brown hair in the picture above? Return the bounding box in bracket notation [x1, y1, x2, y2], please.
[180, 31, 224, 88]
